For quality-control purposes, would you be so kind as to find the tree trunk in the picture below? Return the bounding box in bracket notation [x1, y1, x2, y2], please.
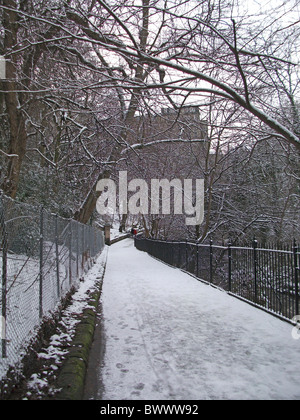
[1, 0, 27, 199]
[74, 169, 111, 224]
[73, 0, 151, 224]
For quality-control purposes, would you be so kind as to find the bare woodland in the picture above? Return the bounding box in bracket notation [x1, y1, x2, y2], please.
[0, 0, 299, 243]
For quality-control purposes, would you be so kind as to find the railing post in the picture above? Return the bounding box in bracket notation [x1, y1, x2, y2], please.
[196, 243, 199, 278]
[294, 240, 299, 316]
[185, 239, 188, 271]
[76, 222, 79, 278]
[82, 224, 85, 270]
[91, 227, 95, 258]
[210, 239, 213, 284]
[55, 215, 60, 300]
[69, 220, 72, 286]
[253, 238, 258, 303]
[228, 240, 232, 292]
[39, 206, 44, 319]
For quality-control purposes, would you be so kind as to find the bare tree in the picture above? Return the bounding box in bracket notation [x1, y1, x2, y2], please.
[0, 0, 299, 229]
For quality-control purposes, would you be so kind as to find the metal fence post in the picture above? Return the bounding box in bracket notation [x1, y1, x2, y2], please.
[82, 224, 85, 269]
[196, 243, 199, 278]
[39, 206, 44, 319]
[69, 220, 72, 286]
[185, 239, 188, 271]
[210, 239, 213, 284]
[55, 215, 60, 300]
[294, 240, 299, 316]
[91, 227, 95, 258]
[253, 238, 258, 303]
[76, 222, 79, 278]
[228, 240, 232, 292]
[89, 225, 93, 258]
[1, 231, 7, 358]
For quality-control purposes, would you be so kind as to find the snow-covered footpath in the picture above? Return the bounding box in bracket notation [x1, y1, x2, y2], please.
[99, 239, 300, 400]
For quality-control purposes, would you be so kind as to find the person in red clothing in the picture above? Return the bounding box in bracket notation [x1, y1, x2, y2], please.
[131, 227, 137, 237]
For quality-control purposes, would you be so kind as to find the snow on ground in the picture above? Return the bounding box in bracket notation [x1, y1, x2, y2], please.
[0, 242, 87, 381]
[19, 248, 108, 399]
[99, 239, 300, 400]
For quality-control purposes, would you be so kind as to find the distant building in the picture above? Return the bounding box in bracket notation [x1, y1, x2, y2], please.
[120, 105, 210, 240]
[159, 105, 208, 140]
[129, 105, 208, 146]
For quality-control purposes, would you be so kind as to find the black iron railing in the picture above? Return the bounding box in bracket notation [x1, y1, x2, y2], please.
[135, 237, 300, 321]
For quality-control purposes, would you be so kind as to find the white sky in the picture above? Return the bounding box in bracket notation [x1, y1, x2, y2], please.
[233, 0, 300, 25]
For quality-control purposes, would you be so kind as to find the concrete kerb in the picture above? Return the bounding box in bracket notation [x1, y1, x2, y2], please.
[110, 233, 131, 245]
[55, 267, 106, 400]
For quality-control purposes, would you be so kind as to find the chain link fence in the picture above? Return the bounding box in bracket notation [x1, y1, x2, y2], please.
[0, 194, 105, 380]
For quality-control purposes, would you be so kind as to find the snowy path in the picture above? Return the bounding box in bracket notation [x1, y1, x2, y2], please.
[98, 239, 300, 400]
